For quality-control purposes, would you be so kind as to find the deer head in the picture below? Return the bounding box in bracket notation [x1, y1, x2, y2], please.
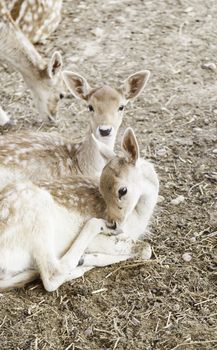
[63, 70, 150, 148]
[99, 128, 150, 228]
[0, 3, 66, 121]
[27, 51, 65, 120]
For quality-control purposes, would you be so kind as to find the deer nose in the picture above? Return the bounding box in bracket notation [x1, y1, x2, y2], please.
[106, 220, 117, 230]
[99, 126, 112, 137]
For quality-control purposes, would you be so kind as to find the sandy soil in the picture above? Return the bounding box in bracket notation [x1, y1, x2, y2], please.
[0, 0, 216, 349]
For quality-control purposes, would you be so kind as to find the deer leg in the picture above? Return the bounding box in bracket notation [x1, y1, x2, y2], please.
[58, 240, 152, 283]
[80, 237, 152, 267]
[79, 252, 134, 267]
[60, 218, 108, 269]
[47, 218, 111, 289]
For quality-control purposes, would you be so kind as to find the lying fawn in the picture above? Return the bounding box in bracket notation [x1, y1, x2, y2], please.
[0, 128, 159, 291]
[0, 70, 150, 178]
[0, 2, 67, 123]
[9, 0, 62, 44]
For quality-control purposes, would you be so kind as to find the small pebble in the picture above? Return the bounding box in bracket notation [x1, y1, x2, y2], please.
[92, 27, 104, 37]
[141, 242, 152, 260]
[158, 195, 165, 203]
[184, 7, 193, 12]
[173, 303, 180, 311]
[193, 127, 202, 133]
[84, 327, 92, 337]
[156, 148, 167, 157]
[182, 252, 192, 262]
[201, 62, 216, 71]
[171, 195, 185, 205]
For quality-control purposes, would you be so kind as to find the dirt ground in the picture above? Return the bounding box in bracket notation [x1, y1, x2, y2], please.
[0, 0, 217, 349]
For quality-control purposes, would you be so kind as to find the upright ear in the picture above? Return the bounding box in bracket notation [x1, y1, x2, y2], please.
[48, 51, 63, 78]
[122, 70, 150, 101]
[91, 134, 115, 162]
[121, 127, 140, 164]
[62, 71, 92, 100]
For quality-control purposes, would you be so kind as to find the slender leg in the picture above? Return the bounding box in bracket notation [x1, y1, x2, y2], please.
[80, 253, 134, 267]
[47, 218, 109, 290]
[81, 239, 152, 267]
[60, 218, 107, 270]
[65, 266, 93, 281]
[34, 251, 62, 292]
[0, 270, 38, 291]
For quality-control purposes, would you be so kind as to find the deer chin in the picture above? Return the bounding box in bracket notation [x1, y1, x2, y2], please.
[95, 129, 116, 149]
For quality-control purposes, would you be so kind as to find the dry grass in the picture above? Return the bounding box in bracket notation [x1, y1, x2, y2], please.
[0, 0, 217, 349]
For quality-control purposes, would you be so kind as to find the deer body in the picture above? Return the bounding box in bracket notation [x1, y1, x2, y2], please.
[10, 0, 62, 44]
[1, 0, 62, 44]
[0, 130, 110, 180]
[0, 168, 104, 290]
[0, 128, 159, 291]
[0, 71, 150, 178]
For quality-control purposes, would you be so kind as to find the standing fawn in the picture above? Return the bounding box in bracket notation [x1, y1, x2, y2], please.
[0, 1, 68, 124]
[0, 128, 159, 291]
[0, 70, 150, 178]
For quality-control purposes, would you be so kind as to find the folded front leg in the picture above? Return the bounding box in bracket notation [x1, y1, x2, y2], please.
[49, 218, 114, 289]
[80, 236, 152, 267]
[60, 218, 107, 270]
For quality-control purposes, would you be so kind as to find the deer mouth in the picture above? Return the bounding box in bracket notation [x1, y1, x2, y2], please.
[106, 220, 117, 230]
[99, 127, 112, 137]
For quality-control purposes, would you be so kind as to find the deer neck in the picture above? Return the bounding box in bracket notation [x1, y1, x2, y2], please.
[124, 161, 159, 239]
[76, 129, 113, 178]
[0, 21, 46, 82]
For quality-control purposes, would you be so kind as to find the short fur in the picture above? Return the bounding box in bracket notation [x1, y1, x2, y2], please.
[0, 70, 150, 178]
[0, 2, 72, 121]
[0, 128, 159, 291]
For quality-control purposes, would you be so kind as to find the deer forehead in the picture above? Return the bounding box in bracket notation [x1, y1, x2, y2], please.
[100, 158, 132, 194]
[89, 86, 124, 107]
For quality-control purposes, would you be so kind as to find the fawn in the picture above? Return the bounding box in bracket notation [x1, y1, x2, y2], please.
[0, 70, 150, 178]
[0, 1, 68, 123]
[0, 128, 159, 291]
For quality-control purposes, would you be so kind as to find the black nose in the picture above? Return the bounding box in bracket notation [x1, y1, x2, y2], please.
[106, 221, 117, 230]
[99, 127, 112, 137]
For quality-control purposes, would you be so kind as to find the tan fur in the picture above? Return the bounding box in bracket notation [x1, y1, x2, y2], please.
[0, 128, 159, 291]
[4, 0, 62, 44]
[0, 70, 150, 177]
[0, 2, 73, 121]
[40, 176, 106, 217]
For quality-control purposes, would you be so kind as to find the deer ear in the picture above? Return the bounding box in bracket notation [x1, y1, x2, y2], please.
[121, 128, 140, 164]
[122, 70, 150, 101]
[91, 134, 115, 162]
[62, 71, 92, 100]
[48, 51, 63, 78]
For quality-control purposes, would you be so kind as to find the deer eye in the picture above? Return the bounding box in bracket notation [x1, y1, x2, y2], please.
[88, 105, 94, 112]
[118, 187, 127, 199]
[59, 93, 64, 99]
[118, 105, 125, 111]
